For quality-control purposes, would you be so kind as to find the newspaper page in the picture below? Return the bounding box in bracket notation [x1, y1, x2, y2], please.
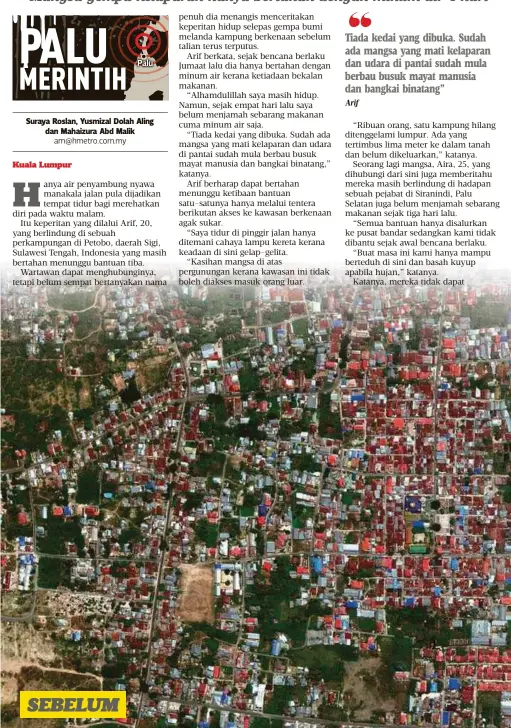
[1, 0, 510, 725]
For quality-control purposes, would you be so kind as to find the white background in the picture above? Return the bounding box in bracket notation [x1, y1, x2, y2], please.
[2, 0, 510, 283]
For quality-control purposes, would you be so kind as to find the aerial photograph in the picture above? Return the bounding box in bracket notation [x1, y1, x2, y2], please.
[1, 281, 511, 728]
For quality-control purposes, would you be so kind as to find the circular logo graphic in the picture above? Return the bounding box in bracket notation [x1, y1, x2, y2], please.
[109, 16, 168, 81]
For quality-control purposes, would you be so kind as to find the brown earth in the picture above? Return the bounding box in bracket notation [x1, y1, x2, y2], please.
[136, 354, 172, 393]
[1, 623, 57, 672]
[1, 665, 100, 728]
[342, 656, 402, 722]
[176, 563, 214, 624]
[1, 622, 101, 682]
[1, 675, 18, 705]
[0, 592, 33, 618]
[1, 635, 101, 728]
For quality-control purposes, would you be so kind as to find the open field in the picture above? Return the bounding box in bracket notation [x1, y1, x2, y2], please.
[135, 353, 173, 393]
[1, 622, 58, 673]
[342, 656, 405, 722]
[1, 620, 102, 726]
[176, 563, 214, 624]
[1, 666, 100, 727]
[0, 592, 33, 619]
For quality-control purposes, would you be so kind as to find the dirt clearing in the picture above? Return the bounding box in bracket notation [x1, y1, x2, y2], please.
[1, 622, 57, 673]
[176, 563, 214, 624]
[342, 656, 403, 722]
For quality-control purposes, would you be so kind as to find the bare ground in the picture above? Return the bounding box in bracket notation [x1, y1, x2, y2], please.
[1, 666, 100, 728]
[1, 675, 18, 705]
[342, 656, 401, 722]
[136, 354, 172, 393]
[0, 592, 33, 618]
[1, 623, 101, 725]
[1, 622, 57, 672]
[176, 563, 214, 624]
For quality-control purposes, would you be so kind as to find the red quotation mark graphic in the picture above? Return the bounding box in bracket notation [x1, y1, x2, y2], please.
[349, 13, 372, 27]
